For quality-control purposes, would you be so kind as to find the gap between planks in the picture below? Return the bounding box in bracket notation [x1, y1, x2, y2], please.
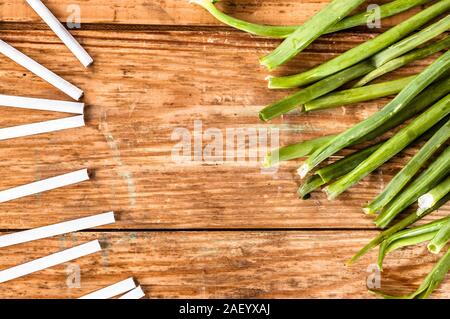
[0, 228, 382, 233]
[0, 21, 413, 33]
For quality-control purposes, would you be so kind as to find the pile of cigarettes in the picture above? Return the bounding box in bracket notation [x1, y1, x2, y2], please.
[0, 0, 144, 299]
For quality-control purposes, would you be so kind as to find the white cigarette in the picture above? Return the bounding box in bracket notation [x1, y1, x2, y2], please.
[79, 278, 137, 299]
[0, 168, 89, 203]
[0, 115, 85, 141]
[0, 212, 115, 248]
[119, 286, 145, 299]
[0, 240, 101, 283]
[0, 94, 84, 114]
[0, 39, 83, 100]
[25, 0, 93, 67]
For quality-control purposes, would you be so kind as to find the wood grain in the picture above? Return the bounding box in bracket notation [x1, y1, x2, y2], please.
[0, 0, 448, 299]
[0, 29, 447, 230]
[0, 0, 423, 27]
[0, 231, 449, 299]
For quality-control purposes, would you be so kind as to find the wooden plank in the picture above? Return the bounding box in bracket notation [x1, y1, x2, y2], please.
[0, 231, 448, 299]
[0, 29, 448, 230]
[0, 0, 423, 27]
[0, 0, 449, 300]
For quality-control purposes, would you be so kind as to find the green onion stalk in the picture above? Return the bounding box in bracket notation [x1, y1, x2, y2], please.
[305, 76, 415, 112]
[298, 143, 383, 199]
[259, 61, 374, 121]
[259, 0, 366, 70]
[418, 175, 450, 215]
[269, 76, 450, 167]
[428, 218, 450, 254]
[366, 118, 450, 215]
[371, 248, 450, 299]
[324, 95, 450, 200]
[378, 217, 450, 270]
[355, 36, 450, 87]
[348, 193, 450, 265]
[298, 50, 450, 180]
[375, 145, 450, 229]
[268, 0, 450, 89]
[263, 135, 335, 168]
[191, 0, 431, 39]
[373, 15, 450, 68]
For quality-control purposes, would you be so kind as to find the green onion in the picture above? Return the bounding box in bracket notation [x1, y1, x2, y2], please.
[263, 135, 335, 168]
[366, 118, 450, 215]
[371, 248, 450, 299]
[272, 77, 450, 171]
[304, 76, 415, 112]
[375, 144, 450, 229]
[268, 0, 450, 88]
[299, 122, 439, 199]
[316, 144, 383, 183]
[373, 15, 450, 68]
[259, 0, 365, 70]
[191, 0, 431, 39]
[260, 61, 374, 121]
[348, 193, 450, 265]
[379, 233, 437, 269]
[428, 218, 450, 254]
[299, 50, 450, 179]
[378, 217, 450, 270]
[297, 77, 450, 183]
[301, 77, 450, 187]
[324, 95, 450, 200]
[327, 0, 432, 34]
[355, 36, 450, 87]
[418, 175, 450, 215]
[358, 76, 450, 140]
[298, 175, 324, 200]
[190, 0, 295, 39]
[298, 143, 383, 199]
[267, 77, 447, 166]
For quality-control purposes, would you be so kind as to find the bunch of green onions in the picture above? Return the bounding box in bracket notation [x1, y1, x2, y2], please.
[192, 0, 450, 298]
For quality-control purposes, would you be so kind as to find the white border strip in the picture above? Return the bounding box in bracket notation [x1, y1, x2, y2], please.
[0, 240, 101, 283]
[26, 0, 93, 67]
[0, 212, 115, 248]
[79, 278, 136, 299]
[0, 39, 83, 100]
[0, 94, 84, 114]
[0, 115, 85, 141]
[0, 168, 89, 203]
[119, 286, 145, 299]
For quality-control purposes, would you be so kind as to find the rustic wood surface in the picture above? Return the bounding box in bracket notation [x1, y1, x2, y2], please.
[0, 0, 419, 26]
[0, 0, 448, 299]
[1, 231, 449, 299]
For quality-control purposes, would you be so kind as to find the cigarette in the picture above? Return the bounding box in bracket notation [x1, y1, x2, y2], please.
[0, 212, 115, 248]
[79, 278, 137, 299]
[0, 39, 83, 100]
[0, 94, 84, 114]
[0, 168, 89, 203]
[25, 0, 93, 67]
[119, 286, 145, 299]
[0, 240, 101, 283]
[0, 115, 85, 141]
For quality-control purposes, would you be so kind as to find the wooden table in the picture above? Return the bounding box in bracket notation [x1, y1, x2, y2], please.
[0, 0, 448, 299]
